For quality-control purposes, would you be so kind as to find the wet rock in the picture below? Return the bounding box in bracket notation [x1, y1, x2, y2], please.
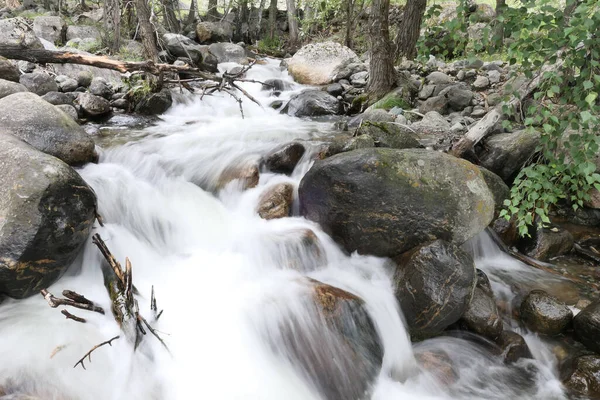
[0, 133, 97, 299]
[195, 21, 233, 44]
[163, 33, 204, 65]
[32, 16, 65, 44]
[135, 89, 173, 115]
[41, 91, 73, 105]
[0, 18, 43, 49]
[89, 77, 113, 99]
[519, 226, 574, 261]
[265, 278, 382, 400]
[19, 72, 58, 96]
[262, 78, 292, 93]
[476, 269, 494, 297]
[478, 130, 542, 181]
[256, 183, 294, 220]
[56, 104, 78, 121]
[415, 349, 457, 385]
[0, 56, 20, 82]
[208, 42, 247, 64]
[78, 92, 111, 117]
[282, 90, 340, 117]
[0, 78, 27, 99]
[574, 301, 600, 353]
[459, 287, 503, 340]
[497, 330, 533, 363]
[561, 355, 600, 398]
[520, 289, 572, 335]
[217, 161, 259, 190]
[299, 148, 495, 258]
[356, 121, 422, 149]
[478, 167, 510, 216]
[426, 71, 452, 85]
[264, 142, 306, 175]
[0, 92, 96, 165]
[287, 42, 359, 85]
[391, 240, 476, 338]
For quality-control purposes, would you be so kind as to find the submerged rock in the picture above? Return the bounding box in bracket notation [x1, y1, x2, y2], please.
[415, 349, 458, 385]
[574, 301, 600, 353]
[0, 92, 96, 165]
[392, 240, 476, 338]
[520, 290, 572, 336]
[282, 90, 340, 117]
[299, 148, 495, 258]
[217, 161, 259, 190]
[256, 183, 294, 220]
[497, 330, 533, 363]
[264, 142, 306, 175]
[286, 42, 359, 85]
[0, 133, 97, 299]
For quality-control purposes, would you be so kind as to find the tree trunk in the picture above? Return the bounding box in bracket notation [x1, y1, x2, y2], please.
[395, 0, 426, 60]
[207, 0, 219, 20]
[235, 0, 249, 43]
[492, 0, 506, 49]
[186, 0, 197, 27]
[103, 0, 121, 54]
[254, 0, 266, 41]
[345, 0, 354, 49]
[161, 0, 181, 33]
[286, 0, 299, 49]
[134, 0, 159, 63]
[268, 0, 277, 39]
[367, 0, 396, 98]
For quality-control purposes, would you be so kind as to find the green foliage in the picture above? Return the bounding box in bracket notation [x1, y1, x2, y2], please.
[123, 74, 153, 104]
[417, 0, 471, 59]
[371, 93, 411, 111]
[496, 0, 600, 236]
[257, 36, 282, 52]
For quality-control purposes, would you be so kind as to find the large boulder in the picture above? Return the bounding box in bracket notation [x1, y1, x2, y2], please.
[299, 148, 495, 258]
[0, 133, 97, 299]
[286, 42, 360, 85]
[207, 42, 247, 64]
[520, 290, 573, 335]
[135, 89, 173, 115]
[32, 16, 65, 44]
[0, 78, 27, 99]
[574, 301, 600, 353]
[195, 21, 233, 44]
[0, 92, 97, 165]
[65, 25, 101, 42]
[0, 17, 43, 49]
[19, 72, 58, 96]
[391, 240, 476, 338]
[0, 56, 20, 82]
[282, 90, 340, 117]
[561, 355, 600, 398]
[478, 129, 542, 181]
[163, 33, 205, 65]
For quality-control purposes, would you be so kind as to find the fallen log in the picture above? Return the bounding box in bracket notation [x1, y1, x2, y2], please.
[450, 61, 563, 158]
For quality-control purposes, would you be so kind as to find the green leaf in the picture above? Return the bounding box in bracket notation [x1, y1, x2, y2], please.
[585, 92, 598, 105]
[583, 80, 594, 90]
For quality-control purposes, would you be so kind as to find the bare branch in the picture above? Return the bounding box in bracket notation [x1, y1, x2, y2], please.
[40, 289, 105, 315]
[74, 335, 120, 370]
[61, 309, 87, 323]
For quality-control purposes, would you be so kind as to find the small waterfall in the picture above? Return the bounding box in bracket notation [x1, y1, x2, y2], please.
[0, 59, 568, 400]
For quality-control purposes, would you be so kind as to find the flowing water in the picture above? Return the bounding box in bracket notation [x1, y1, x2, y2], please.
[0, 59, 578, 399]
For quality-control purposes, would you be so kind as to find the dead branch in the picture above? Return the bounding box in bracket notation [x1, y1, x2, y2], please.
[63, 290, 94, 305]
[92, 234, 126, 285]
[61, 310, 87, 323]
[40, 289, 105, 315]
[74, 335, 120, 370]
[140, 316, 170, 353]
[151, 285, 164, 321]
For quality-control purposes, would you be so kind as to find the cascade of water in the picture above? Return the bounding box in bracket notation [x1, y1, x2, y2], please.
[0, 59, 568, 400]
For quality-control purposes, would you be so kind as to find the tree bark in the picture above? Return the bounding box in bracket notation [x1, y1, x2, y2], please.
[134, 0, 160, 63]
[286, 0, 299, 49]
[207, 0, 219, 20]
[235, 0, 249, 43]
[254, 0, 266, 41]
[103, 0, 121, 54]
[492, 0, 506, 49]
[366, 0, 396, 98]
[345, 0, 354, 49]
[268, 0, 277, 39]
[161, 0, 181, 33]
[395, 0, 426, 60]
[186, 0, 198, 27]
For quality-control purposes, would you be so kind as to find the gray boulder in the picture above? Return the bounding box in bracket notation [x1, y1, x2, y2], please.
[419, 95, 448, 114]
[58, 77, 79, 92]
[287, 42, 359, 85]
[89, 77, 113, 99]
[426, 71, 452, 85]
[56, 104, 78, 120]
[0, 78, 27, 99]
[0, 92, 96, 165]
[41, 91, 73, 105]
[135, 89, 173, 115]
[0, 56, 19, 82]
[0, 18, 43, 49]
[282, 90, 340, 117]
[78, 92, 111, 117]
[391, 240, 476, 338]
[299, 148, 495, 258]
[195, 21, 233, 44]
[442, 85, 474, 111]
[77, 70, 94, 87]
[478, 129, 541, 181]
[0, 133, 96, 299]
[65, 25, 101, 42]
[19, 72, 58, 96]
[32, 16, 65, 44]
[208, 42, 248, 64]
[163, 33, 205, 65]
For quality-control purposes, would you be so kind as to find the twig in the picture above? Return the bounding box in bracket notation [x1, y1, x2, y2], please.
[40, 289, 105, 315]
[231, 82, 263, 108]
[61, 309, 87, 323]
[140, 315, 170, 353]
[62, 290, 94, 305]
[151, 285, 164, 321]
[92, 233, 125, 285]
[73, 335, 120, 370]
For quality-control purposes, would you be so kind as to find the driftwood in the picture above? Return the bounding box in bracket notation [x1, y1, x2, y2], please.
[40, 289, 105, 315]
[450, 61, 564, 158]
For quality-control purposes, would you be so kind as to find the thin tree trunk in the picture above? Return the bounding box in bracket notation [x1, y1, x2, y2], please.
[186, 0, 197, 27]
[161, 0, 181, 32]
[268, 0, 277, 39]
[367, 0, 396, 98]
[286, 0, 299, 49]
[254, 0, 266, 41]
[492, 0, 506, 49]
[207, 0, 218, 19]
[345, 0, 354, 49]
[103, 0, 121, 54]
[234, 0, 249, 42]
[395, 0, 426, 60]
[135, 0, 159, 63]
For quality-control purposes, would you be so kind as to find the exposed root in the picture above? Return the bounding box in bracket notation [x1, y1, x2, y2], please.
[74, 335, 120, 370]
